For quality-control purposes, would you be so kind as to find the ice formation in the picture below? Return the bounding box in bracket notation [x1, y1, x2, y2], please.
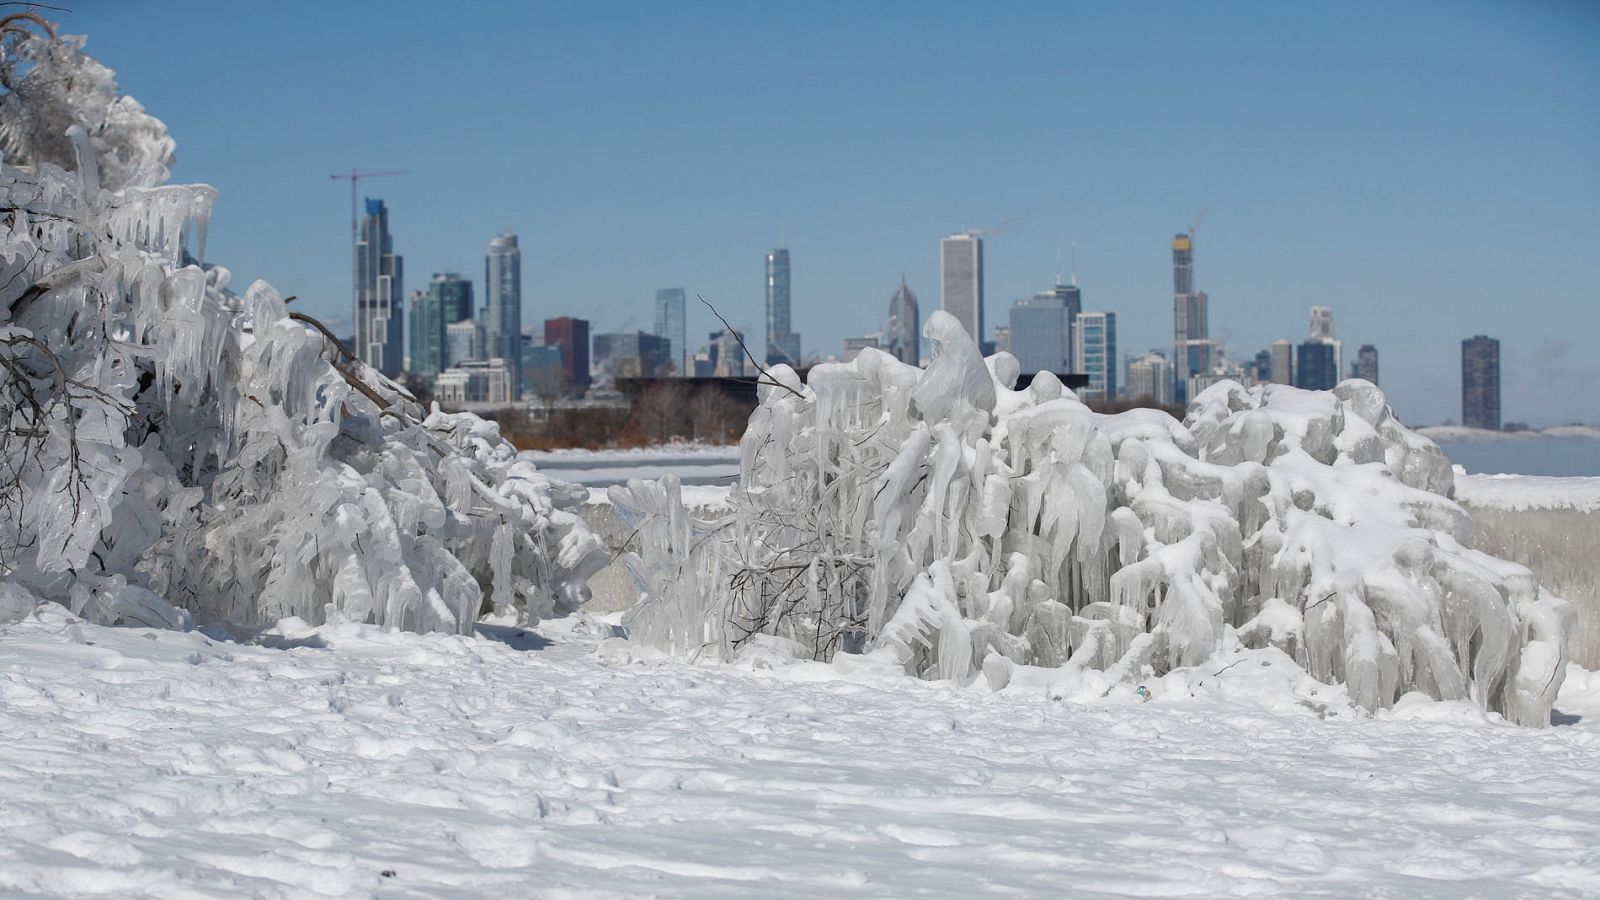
[0, 18, 603, 632]
[615, 311, 1573, 726]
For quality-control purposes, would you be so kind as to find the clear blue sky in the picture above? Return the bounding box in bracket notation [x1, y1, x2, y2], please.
[71, 0, 1599, 425]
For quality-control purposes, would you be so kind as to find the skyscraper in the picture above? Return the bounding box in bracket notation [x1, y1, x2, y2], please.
[1009, 293, 1069, 374]
[544, 317, 591, 392]
[484, 230, 522, 391]
[1074, 311, 1117, 401]
[941, 233, 984, 344]
[354, 198, 403, 377]
[887, 279, 920, 366]
[1304, 305, 1343, 377]
[1462, 335, 1501, 430]
[654, 288, 687, 375]
[1295, 341, 1339, 391]
[1352, 344, 1379, 385]
[1269, 339, 1294, 385]
[765, 248, 800, 366]
[1171, 233, 1209, 403]
[1054, 279, 1082, 371]
[412, 272, 474, 376]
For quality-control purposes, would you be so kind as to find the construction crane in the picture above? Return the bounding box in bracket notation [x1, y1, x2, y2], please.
[1188, 206, 1211, 241]
[329, 167, 408, 245]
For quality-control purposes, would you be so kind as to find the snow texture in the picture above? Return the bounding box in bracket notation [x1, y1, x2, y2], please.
[1, 604, 1598, 897]
[0, 20, 603, 632]
[615, 312, 1573, 726]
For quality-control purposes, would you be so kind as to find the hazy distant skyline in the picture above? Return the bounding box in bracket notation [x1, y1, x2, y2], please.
[73, 1, 1599, 425]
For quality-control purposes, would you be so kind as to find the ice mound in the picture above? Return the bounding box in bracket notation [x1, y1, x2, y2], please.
[615, 311, 1572, 726]
[0, 19, 603, 632]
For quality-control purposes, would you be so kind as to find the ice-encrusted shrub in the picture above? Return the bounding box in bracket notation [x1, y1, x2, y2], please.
[0, 18, 603, 631]
[614, 311, 1573, 726]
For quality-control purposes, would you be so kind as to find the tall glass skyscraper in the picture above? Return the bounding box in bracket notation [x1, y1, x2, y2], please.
[654, 288, 687, 375]
[1074, 311, 1117, 401]
[1462, 335, 1500, 430]
[940, 233, 984, 344]
[485, 230, 522, 391]
[409, 273, 473, 378]
[765, 249, 800, 366]
[354, 198, 403, 377]
[887, 279, 920, 366]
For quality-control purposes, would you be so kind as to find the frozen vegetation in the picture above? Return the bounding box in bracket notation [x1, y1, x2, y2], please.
[615, 312, 1574, 726]
[1456, 471, 1600, 669]
[0, 17, 603, 634]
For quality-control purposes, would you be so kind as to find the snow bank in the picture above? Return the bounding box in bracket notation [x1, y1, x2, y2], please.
[0, 20, 603, 632]
[1455, 471, 1600, 668]
[615, 312, 1573, 725]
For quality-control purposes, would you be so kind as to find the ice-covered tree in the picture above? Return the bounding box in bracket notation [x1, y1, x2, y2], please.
[614, 311, 1573, 726]
[0, 16, 603, 632]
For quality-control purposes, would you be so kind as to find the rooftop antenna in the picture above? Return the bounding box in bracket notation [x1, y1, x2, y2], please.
[1071, 243, 1078, 287]
[1055, 249, 1063, 286]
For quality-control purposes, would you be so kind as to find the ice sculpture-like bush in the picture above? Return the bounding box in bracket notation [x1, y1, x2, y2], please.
[0, 17, 603, 632]
[615, 311, 1572, 726]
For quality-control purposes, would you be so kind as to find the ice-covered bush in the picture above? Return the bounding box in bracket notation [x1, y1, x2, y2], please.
[0, 17, 603, 632]
[615, 311, 1573, 726]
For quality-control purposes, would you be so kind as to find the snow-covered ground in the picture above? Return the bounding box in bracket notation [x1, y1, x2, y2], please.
[3, 605, 1598, 898]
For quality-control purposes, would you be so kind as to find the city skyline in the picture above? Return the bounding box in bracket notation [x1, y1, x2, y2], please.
[74, 1, 1600, 425]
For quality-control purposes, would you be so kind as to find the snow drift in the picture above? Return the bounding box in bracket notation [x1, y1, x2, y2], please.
[614, 311, 1573, 726]
[0, 18, 603, 632]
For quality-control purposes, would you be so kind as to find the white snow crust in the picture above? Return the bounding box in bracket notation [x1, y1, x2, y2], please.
[2, 604, 1598, 897]
[1455, 471, 1600, 514]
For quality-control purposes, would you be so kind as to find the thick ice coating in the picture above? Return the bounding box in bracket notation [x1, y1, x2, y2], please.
[616, 310, 1573, 726]
[0, 22, 604, 632]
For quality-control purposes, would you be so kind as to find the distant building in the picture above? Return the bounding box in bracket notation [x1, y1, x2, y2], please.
[1269, 338, 1294, 385]
[941, 233, 984, 343]
[1052, 279, 1083, 371]
[434, 358, 514, 405]
[1352, 344, 1379, 385]
[887, 279, 920, 366]
[444, 319, 483, 369]
[354, 198, 404, 377]
[711, 328, 746, 377]
[991, 325, 1011, 355]
[1295, 340, 1339, 391]
[594, 331, 672, 380]
[410, 273, 473, 378]
[1073, 311, 1116, 402]
[544, 317, 591, 392]
[1125, 350, 1172, 405]
[1308, 305, 1335, 341]
[654, 288, 688, 375]
[842, 335, 881, 362]
[1462, 335, 1500, 430]
[1251, 349, 1273, 383]
[1009, 292, 1069, 374]
[485, 230, 522, 391]
[522, 342, 564, 398]
[1171, 232, 1207, 403]
[765, 249, 800, 366]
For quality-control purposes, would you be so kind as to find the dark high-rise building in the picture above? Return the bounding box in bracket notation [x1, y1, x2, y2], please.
[765, 248, 800, 366]
[654, 288, 687, 375]
[887, 279, 920, 366]
[354, 198, 403, 377]
[485, 230, 522, 390]
[411, 272, 473, 377]
[544, 317, 590, 392]
[1295, 340, 1339, 391]
[1462, 335, 1500, 430]
[1352, 344, 1379, 385]
[1252, 349, 1273, 383]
